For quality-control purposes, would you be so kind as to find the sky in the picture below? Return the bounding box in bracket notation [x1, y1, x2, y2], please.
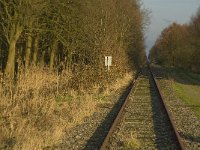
[141, 0, 200, 55]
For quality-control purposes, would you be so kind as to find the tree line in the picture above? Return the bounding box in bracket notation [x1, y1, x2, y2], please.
[149, 8, 200, 73]
[0, 0, 147, 88]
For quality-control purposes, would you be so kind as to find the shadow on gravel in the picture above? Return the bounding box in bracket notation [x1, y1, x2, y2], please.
[149, 71, 180, 150]
[84, 83, 133, 150]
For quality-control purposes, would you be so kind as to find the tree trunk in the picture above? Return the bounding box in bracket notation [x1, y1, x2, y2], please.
[32, 36, 39, 66]
[50, 40, 57, 71]
[5, 40, 17, 78]
[0, 40, 2, 71]
[25, 33, 32, 69]
[5, 24, 23, 78]
[40, 50, 45, 68]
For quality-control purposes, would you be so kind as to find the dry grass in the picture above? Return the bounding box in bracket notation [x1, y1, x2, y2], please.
[0, 67, 95, 149]
[124, 137, 140, 149]
[98, 72, 134, 102]
[119, 132, 141, 149]
[0, 67, 133, 149]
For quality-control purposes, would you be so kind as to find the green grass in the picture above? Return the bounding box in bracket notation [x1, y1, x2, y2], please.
[170, 69, 200, 117]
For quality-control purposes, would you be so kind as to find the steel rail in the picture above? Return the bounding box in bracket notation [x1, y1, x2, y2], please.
[149, 65, 185, 150]
[100, 73, 139, 150]
[100, 66, 185, 150]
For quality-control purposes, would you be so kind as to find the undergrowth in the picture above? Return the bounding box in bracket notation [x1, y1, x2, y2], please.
[0, 67, 133, 149]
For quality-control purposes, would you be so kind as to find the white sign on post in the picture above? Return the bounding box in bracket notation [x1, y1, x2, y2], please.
[105, 56, 112, 70]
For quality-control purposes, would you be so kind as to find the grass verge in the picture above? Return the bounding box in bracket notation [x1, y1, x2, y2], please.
[167, 68, 200, 117]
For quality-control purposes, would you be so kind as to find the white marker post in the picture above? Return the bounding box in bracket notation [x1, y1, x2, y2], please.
[105, 56, 112, 71]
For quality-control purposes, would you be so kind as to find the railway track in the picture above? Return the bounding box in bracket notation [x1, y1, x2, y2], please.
[100, 67, 185, 150]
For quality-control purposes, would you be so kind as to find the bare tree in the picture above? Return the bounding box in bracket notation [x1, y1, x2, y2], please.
[0, 0, 48, 77]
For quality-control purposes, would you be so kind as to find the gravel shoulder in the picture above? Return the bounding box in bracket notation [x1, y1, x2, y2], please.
[152, 66, 200, 149]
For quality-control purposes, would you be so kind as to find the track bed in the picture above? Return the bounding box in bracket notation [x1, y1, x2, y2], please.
[102, 68, 182, 149]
